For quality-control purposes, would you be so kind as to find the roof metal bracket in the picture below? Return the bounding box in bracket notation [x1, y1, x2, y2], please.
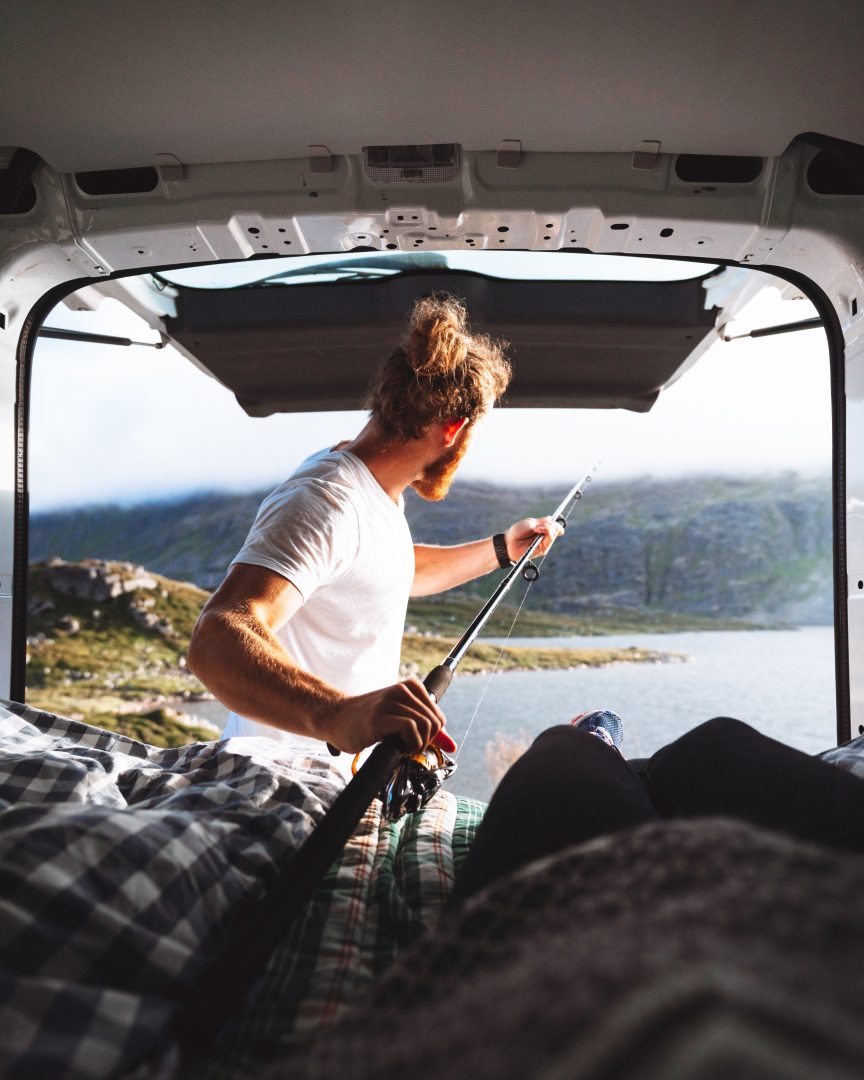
[308, 145, 334, 173]
[632, 140, 661, 170]
[154, 153, 186, 182]
[496, 140, 522, 169]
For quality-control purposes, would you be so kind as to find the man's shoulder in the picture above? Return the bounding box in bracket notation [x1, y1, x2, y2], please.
[259, 453, 359, 523]
[238, 462, 361, 571]
[275, 449, 380, 505]
[287, 448, 356, 487]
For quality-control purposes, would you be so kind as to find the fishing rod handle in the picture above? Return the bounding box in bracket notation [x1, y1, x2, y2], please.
[326, 665, 453, 757]
[423, 663, 453, 703]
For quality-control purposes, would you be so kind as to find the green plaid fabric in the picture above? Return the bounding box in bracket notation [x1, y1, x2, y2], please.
[193, 790, 486, 1079]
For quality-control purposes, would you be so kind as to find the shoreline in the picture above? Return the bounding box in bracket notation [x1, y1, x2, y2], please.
[400, 633, 687, 677]
[404, 598, 796, 639]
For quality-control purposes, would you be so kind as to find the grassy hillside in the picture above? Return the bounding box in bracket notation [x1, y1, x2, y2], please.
[26, 560, 217, 744]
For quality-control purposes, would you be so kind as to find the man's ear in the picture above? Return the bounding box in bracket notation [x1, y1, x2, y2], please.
[441, 417, 470, 447]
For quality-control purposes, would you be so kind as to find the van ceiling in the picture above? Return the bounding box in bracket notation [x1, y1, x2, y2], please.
[1, 1, 862, 172]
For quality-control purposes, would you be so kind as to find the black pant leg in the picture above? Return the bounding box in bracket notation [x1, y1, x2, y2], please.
[451, 725, 658, 904]
[644, 716, 864, 854]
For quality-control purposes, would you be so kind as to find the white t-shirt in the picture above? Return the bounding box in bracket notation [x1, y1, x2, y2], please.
[221, 449, 415, 771]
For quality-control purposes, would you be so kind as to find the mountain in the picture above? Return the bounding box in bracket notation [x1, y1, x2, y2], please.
[30, 473, 834, 625]
[30, 490, 264, 590]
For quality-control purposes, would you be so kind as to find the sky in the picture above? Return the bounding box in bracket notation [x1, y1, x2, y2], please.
[28, 267, 831, 512]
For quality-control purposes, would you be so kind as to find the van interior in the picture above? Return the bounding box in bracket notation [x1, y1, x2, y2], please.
[1, 3, 863, 1077]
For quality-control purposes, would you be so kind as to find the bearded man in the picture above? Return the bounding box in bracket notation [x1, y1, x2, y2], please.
[188, 294, 561, 770]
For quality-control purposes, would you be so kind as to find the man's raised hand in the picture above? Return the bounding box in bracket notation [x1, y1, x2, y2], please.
[504, 516, 565, 561]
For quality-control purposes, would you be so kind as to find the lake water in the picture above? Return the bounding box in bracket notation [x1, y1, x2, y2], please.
[180, 626, 838, 803]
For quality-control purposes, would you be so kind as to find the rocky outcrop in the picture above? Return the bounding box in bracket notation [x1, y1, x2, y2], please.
[43, 558, 158, 602]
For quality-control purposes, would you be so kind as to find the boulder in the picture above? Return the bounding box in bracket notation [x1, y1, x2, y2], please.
[129, 606, 159, 629]
[128, 600, 175, 638]
[46, 559, 158, 602]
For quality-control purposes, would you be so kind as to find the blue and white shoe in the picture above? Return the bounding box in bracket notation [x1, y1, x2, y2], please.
[570, 709, 624, 755]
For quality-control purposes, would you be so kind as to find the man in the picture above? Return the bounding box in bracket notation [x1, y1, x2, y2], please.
[187, 294, 562, 770]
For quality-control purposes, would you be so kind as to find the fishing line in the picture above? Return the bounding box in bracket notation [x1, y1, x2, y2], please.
[452, 466, 599, 758]
[455, 569, 537, 759]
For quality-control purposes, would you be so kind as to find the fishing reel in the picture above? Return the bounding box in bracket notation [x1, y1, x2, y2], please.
[353, 743, 457, 821]
[383, 744, 457, 821]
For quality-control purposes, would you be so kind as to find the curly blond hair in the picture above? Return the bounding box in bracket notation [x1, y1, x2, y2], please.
[366, 294, 512, 440]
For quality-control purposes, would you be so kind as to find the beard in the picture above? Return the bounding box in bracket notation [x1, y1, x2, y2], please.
[411, 432, 471, 501]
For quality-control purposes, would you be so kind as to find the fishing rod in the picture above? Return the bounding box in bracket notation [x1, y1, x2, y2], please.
[377, 460, 602, 817]
[173, 462, 599, 1055]
[424, 462, 600, 705]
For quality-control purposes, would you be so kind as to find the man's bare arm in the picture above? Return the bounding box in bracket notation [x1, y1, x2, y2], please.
[187, 564, 449, 754]
[411, 516, 564, 597]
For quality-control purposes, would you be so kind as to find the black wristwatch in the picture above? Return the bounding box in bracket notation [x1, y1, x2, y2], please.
[493, 532, 514, 569]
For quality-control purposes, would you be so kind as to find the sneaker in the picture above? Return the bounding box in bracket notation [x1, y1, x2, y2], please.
[570, 709, 624, 754]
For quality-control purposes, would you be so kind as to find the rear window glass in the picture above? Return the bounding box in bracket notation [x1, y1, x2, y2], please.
[27, 259, 834, 798]
[158, 252, 719, 290]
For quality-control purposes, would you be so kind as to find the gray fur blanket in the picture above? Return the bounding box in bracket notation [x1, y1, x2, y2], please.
[280, 817, 864, 1080]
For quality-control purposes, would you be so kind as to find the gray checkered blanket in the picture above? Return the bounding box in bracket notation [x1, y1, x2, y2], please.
[0, 701, 345, 1079]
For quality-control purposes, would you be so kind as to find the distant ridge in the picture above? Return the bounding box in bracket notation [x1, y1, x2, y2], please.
[30, 474, 833, 625]
[31, 489, 265, 590]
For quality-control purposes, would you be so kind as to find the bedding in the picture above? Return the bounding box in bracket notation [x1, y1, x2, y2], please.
[191, 783, 484, 1080]
[0, 702, 484, 1079]
[4, 698, 860, 1079]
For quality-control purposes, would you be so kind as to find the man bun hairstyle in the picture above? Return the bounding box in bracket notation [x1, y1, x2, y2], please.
[367, 293, 512, 440]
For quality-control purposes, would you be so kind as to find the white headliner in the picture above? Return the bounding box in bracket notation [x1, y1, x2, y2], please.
[2, 0, 862, 172]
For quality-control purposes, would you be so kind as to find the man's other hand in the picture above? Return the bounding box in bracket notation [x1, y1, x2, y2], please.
[504, 516, 565, 562]
[324, 677, 456, 755]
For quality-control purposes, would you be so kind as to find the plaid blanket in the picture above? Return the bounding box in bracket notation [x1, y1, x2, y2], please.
[190, 788, 484, 1079]
[0, 702, 345, 1078]
[0, 702, 484, 1079]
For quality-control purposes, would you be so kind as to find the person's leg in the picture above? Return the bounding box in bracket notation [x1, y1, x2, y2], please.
[451, 724, 658, 904]
[644, 716, 864, 853]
